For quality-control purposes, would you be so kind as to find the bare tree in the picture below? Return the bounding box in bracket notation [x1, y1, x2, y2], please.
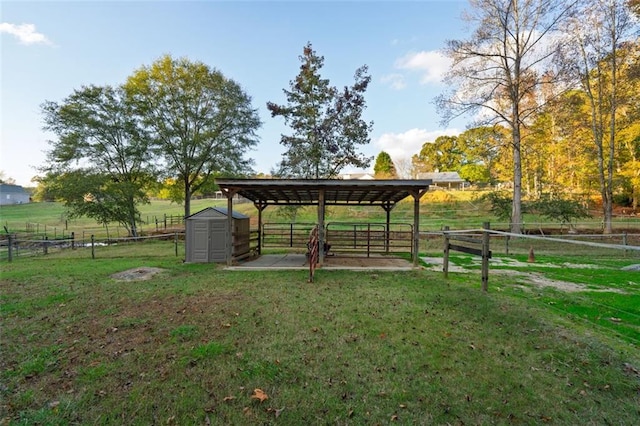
[393, 157, 414, 179]
[563, 0, 638, 233]
[436, 0, 577, 233]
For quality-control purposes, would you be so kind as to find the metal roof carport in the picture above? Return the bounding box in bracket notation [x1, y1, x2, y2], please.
[214, 179, 432, 267]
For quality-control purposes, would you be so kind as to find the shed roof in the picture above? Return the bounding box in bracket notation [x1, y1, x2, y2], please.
[187, 206, 249, 219]
[0, 184, 28, 195]
[215, 179, 432, 206]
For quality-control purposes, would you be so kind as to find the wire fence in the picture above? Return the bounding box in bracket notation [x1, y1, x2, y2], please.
[422, 228, 640, 261]
[1, 232, 185, 262]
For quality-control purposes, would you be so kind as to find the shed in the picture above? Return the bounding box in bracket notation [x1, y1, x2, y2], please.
[0, 184, 30, 205]
[185, 207, 250, 263]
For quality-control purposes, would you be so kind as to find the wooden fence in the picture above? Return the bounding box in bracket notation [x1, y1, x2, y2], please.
[261, 222, 414, 257]
[442, 222, 491, 291]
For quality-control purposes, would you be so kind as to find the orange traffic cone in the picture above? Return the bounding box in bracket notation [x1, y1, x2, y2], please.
[528, 247, 535, 263]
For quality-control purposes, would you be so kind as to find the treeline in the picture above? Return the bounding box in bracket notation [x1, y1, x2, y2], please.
[32, 43, 373, 237]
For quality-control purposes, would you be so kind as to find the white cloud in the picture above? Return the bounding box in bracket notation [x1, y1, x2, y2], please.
[0, 23, 52, 45]
[395, 50, 451, 84]
[374, 128, 460, 161]
[380, 73, 406, 90]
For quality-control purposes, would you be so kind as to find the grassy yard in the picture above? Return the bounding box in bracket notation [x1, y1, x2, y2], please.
[1, 244, 639, 424]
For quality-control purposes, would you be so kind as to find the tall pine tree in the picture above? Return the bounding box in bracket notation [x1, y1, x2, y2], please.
[267, 43, 373, 179]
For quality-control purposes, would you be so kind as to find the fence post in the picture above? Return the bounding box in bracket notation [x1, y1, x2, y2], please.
[505, 234, 510, 255]
[164, 214, 167, 230]
[43, 236, 48, 255]
[71, 232, 75, 250]
[174, 232, 178, 257]
[353, 224, 357, 249]
[481, 222, 490, 292]
[8, 234, 13, 262]
[623, 232, 628, 256]
[91, 235, 95, 259]
[442, 226, 450, 279]
[290, 223, 294, 248]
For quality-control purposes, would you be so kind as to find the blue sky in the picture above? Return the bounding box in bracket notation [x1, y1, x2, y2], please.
[1, 0, 469, 187]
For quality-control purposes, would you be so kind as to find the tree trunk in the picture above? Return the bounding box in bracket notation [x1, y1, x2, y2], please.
[184, 177, 191, 218]
[127, 196, 138, 237]
[511, 119, 523, 235]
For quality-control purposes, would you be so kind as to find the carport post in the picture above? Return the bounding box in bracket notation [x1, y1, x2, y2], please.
[255, 201, 267, 255]
[383, 201, 392, 254]
[318, 189, 325, 265]
[221, 188, 238, 266]
[410, 189, 428, 266]
[413, 196, 419, 265]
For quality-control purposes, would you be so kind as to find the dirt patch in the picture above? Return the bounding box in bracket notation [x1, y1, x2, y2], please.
[421, 256, 627, 293]
[110, 267, 166, 281]
[324, 254, 413, 268]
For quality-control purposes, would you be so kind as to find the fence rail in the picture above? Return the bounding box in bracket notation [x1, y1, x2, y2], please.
[1, 232, 185, 262]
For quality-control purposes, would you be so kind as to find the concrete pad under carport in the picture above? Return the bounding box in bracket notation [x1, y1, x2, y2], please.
[225, 253, 417, 271]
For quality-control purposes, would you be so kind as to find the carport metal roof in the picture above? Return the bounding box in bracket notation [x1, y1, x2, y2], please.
[215, 178, 432, 206]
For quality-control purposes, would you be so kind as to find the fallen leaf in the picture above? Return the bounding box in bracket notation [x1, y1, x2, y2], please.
[275, 407, 285, 418]
[391, 414, 399, 421]
[223, 396, 235, 402]
[609, 317, 622, 323]
[399, 404, 407, 408]
[251, 388, 268, 402]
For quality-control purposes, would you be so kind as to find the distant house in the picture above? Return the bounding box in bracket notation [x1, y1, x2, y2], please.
[0, 184, 30, 205]
[416, 172, 467, 190]
[341, 172, 375, 180]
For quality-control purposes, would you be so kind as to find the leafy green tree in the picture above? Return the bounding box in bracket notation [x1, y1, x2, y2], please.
[373, 151, 397, 178]
[479, 191, 516, 222]
[459, 164, 490, 185]
[457, 126, 507, 185]
[125, 55, 261, 217]
[531, 197, 591, 231]
[412, 135, 464, 174]
[267, 43, 373, 178]
[41, 85, 153, 236]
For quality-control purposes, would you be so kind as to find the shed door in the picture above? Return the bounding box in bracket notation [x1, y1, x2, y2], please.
[209, 220, 227, 261]
[191, 220, 211, 263]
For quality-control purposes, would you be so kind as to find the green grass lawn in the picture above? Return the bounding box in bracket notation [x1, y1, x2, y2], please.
[1, 244, 639, 424]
